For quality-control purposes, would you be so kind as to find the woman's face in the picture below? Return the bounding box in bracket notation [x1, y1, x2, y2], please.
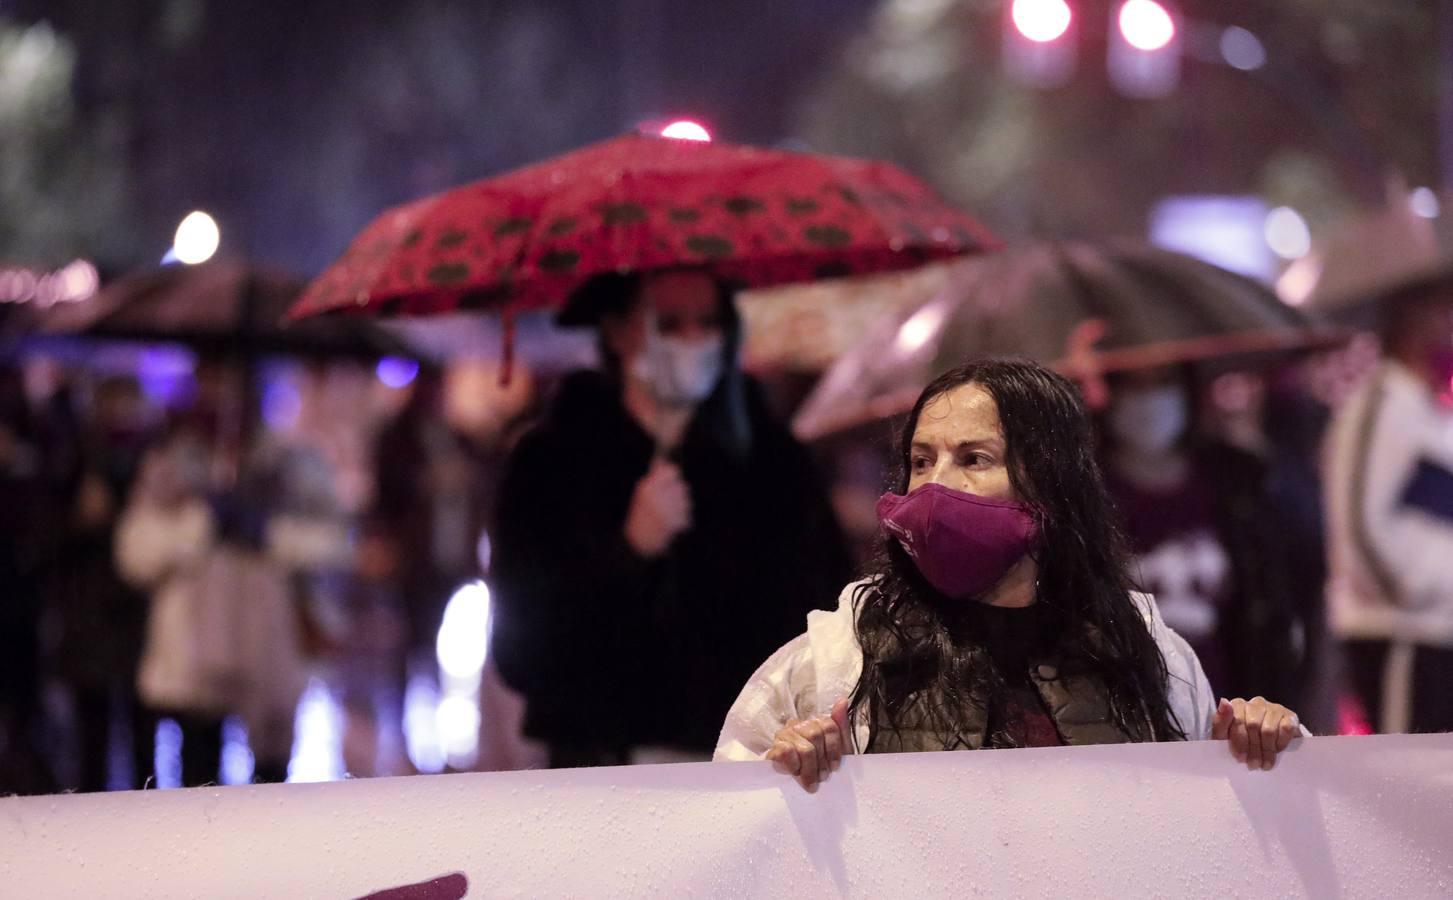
[601, 270, 725, 363]
[907, 382, 1016, 501]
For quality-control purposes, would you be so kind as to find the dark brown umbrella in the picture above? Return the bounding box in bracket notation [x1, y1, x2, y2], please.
[25, 261, 413, 359]
[793, 239, 1346, 440]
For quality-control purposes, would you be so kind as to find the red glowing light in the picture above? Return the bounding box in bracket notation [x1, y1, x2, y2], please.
[1011, 0, 1073, 43]
[660, 121, 711, 142]
[1118, 0, 1175, 52]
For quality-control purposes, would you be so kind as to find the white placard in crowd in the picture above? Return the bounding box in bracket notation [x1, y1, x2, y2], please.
[2, 734, 1450, 898]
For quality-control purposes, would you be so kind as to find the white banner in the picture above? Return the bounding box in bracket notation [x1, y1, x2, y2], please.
[2, 735, 1450, 898]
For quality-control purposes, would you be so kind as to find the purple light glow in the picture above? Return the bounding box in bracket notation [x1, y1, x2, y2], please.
[376, 356, 420, 389]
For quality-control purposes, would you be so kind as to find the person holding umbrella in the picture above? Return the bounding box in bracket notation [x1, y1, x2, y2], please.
[491, 268, 852, 766]
[716, 359, 1305, 789]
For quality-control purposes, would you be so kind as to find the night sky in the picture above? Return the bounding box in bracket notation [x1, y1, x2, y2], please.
[12, 0, 876, 274]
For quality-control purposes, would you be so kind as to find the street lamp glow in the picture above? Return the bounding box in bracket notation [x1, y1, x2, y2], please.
[172, 211, 220, 265]
[661, 120, 712, 142]
[1118, 0, 1176, 52]
[1011, 0, 1073, 44]
[1264, 207, 1311, 260]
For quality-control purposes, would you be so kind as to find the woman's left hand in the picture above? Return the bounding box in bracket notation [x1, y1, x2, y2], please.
[1212, 697, 1302, 771]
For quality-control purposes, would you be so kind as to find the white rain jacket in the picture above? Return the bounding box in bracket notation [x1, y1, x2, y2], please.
[1323, 361, 1453, 647]
[715, 580, 1218, 761]
[116, 496, 228, 714]
[116, 496, 308, 757]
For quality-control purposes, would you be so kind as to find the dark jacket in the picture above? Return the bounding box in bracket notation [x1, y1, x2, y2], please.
[491, 370, 851, 752]
[373, 395, 501, 651]
[1107, 441, 1318, 706]
[1199, 441, 1321, 706]
[47, 427, 150, 690]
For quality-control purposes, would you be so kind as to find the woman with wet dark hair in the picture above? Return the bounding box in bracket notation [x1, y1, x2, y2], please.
[716, 358, 1303, 789]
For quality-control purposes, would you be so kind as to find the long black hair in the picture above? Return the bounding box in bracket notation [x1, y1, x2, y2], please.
[849, 358, 1186, 750]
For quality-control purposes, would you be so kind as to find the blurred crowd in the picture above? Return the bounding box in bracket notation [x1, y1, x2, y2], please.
[1, 263, 1448, 795]
[0, 350, 535, 792]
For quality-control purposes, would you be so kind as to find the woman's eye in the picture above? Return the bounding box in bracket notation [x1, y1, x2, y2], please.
[963, 452, 992, 467]
[911, 457, 931, 471]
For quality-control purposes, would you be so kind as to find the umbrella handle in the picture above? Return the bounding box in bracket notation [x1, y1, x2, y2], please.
[1061, 318, 1111, 411]
[498, 309, 517, 388]
[643, 311, 671, 456]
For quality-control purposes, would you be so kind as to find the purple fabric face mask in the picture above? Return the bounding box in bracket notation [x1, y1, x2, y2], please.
[875, 482, 1038, 600]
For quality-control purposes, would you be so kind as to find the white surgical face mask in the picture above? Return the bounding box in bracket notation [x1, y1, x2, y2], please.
[1108, 384, 1189, 455]
[631, 330, 725, 407]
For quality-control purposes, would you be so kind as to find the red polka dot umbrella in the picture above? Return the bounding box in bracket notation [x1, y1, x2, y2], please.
[287, 133, 996, 323]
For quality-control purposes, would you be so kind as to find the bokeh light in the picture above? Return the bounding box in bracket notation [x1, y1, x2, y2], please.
[0, 260, 98, 305]
[1219, 26, 1266, 71]
[436, 695, 482, 766]
[436, 581, 492, 681]
[375, 356, 420, 389]
[1264, 206, 1311, 260]
[172, 211, 220, 265]
[1411, 186, 1441, 219]
[894, 301, 948, 355]
[660, 120, 712, 142]
[261, 374, 303, 431]
[288, 678, 345, 783]
[1275, 254, 1322, 306]
[403, 674, 446, 775]
[1118, 0, 1175, 52]
[1011, 0, 1072, 44]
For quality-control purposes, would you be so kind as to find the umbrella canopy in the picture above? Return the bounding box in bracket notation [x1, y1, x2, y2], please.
[288, 133, 995, 322]
[793, 240, 1344, 441]
[1280, 199, 1453, 325]
[735, 263, 960, 373]
[382, 281, 923, 376]
[379, 311, 596, 372]
[21, 261, 413, 359]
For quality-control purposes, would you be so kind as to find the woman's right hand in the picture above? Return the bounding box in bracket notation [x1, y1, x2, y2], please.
[767, 698, 851, 791]
[624, 458, 693, 558]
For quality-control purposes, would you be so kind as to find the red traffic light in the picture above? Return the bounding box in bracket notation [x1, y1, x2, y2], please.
[1011, 0, 1073, 44]
[1118, 0, 1176, 52]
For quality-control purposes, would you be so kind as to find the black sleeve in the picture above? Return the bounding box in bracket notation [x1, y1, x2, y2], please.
[489, 426, 655, 697]
[760, 422, 855, 629]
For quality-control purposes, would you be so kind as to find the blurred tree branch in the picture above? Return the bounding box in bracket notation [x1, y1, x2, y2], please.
[0, 18, 136, 265]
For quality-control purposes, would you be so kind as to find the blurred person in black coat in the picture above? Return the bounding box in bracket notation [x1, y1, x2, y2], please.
[0, 365, 56, 793]
[46, 375, 155, 791]
[491, 271, 851, 766]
